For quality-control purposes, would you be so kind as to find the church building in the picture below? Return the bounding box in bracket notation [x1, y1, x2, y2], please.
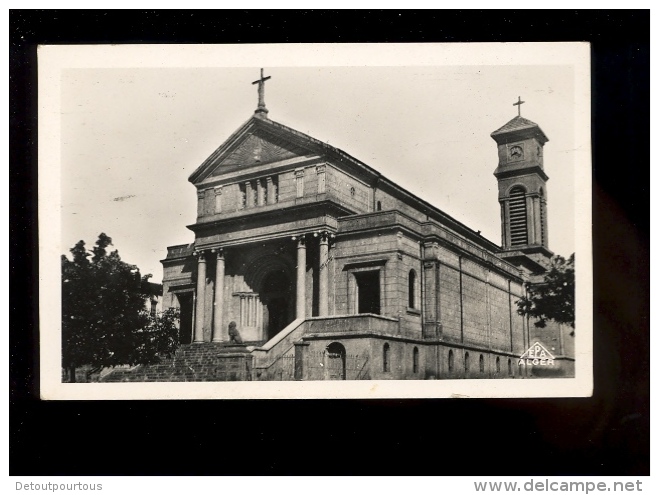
[104, 71, 574, 382]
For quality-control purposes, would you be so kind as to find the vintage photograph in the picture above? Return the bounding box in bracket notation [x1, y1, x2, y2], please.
[40, 43, 592, 398]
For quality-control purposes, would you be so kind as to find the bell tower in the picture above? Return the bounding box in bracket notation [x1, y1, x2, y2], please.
[491, 99, 553, 273]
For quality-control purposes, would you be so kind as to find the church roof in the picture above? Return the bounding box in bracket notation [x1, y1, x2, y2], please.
[189, 114, 503, 254]
[189, 114, 385, 185]
[490, 116, 549, 145]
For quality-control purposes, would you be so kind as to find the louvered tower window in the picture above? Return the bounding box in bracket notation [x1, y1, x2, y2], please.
[508, 186, 528, 246]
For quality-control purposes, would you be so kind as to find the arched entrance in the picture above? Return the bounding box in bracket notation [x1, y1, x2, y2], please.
[325, 342, 346, 380]
[261, 269, 293, 340]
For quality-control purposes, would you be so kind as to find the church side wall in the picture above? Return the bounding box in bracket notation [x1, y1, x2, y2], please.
[436, 345, 525, 379]
[373, 188, 398, 212]
[395, 199, 428, 223]
[489, 273, 512, 352]
[436, 247, 462, 342]
[461, 258, 489, 348]
[432, 245, 527, 359]
[510, 281, 526, 356]
[331, 230, 423, 340]
[302, 337, 429, 380]
[332, 232, 397, 317]
[368, 338, 415, 380]
[326, 166, 371, 213]
[372, 186, 428, 222]
[371, 191, 428, 223]
[396, 234, 423, 339]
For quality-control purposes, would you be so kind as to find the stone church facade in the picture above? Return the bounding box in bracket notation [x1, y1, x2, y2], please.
[104, 76, 574, 383]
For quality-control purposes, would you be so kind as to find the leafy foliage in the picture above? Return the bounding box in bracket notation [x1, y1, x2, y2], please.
[61, 234, 180, 380]
[137, 308, 182, 364]
[516, 254, 575, 329]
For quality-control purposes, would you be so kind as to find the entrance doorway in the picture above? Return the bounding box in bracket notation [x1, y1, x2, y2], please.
[326, 342, 347, 380]
[261, 269, 293, 340]
[175, 293, 193, 345]
[355, 270, 381, 314]
[267, 297, 288, 339]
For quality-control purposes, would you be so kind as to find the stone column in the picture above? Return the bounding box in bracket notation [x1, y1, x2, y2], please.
[257, 179, 264, 206]
[266, 176, 274, 205]
[212, 249, 225, 342]
[526, 194, 536, 245]
[318, 232, 329, 317]
[194, 251, 207, 343]
[245, 181, 254, 208]
[295, 236, 306, 319]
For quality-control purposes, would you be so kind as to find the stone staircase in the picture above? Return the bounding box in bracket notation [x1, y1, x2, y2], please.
[101, 342, 259, 382]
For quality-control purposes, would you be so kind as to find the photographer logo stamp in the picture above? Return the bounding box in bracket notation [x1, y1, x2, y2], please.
[519, 342, 555, 367]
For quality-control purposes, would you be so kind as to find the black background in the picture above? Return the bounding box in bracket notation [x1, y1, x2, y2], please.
[10, 10, 649, 476]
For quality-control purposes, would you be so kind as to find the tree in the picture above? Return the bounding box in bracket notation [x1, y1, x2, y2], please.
[61, 234, 180, 382]
[516, 253, 575, 330]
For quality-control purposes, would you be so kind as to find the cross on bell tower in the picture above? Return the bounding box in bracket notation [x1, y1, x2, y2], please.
[513, 96, 525, 117]
[252, 68, 271, 118]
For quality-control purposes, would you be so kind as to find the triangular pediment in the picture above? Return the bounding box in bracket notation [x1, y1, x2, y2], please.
[189, 117, 321, 184]
[212, 130, 310, 173]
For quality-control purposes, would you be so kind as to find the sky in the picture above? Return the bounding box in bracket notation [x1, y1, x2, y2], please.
[55, 45, 585, 283]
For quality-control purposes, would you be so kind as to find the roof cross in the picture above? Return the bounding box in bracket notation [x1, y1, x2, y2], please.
[513, 96, 525, 117]
[252, 68, 271, 116]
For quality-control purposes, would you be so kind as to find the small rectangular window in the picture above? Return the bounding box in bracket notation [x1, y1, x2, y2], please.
[355, 271, 380, 315]
[408, 270, 417, 309]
